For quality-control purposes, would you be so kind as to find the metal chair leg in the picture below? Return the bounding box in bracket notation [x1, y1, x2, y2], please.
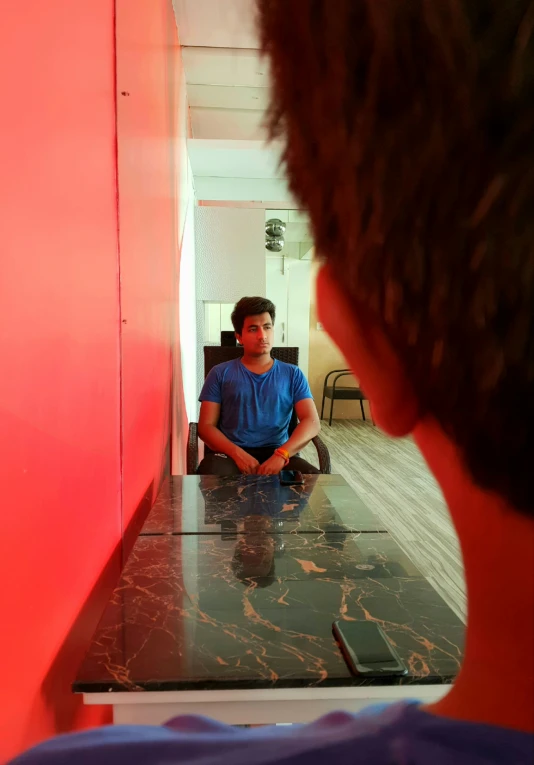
[360, 399, 365, 421]
[320, 392, 326, 420]
[329, 397, 334, 426]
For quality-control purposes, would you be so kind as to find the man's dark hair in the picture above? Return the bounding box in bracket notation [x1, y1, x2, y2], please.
[231, 297, 276, 334]
[258, 0, 534, 515]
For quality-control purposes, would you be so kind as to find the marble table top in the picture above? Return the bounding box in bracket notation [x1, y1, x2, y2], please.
[75, 528, 464, 693]
[139, 475, 386, 536]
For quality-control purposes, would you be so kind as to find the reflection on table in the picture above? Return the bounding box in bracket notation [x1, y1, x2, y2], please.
[75, 530, 463, 693]
[140, 475, 386, 536]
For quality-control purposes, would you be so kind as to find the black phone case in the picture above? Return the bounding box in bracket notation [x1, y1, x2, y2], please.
[279, 470, 304, 486]
[332, 619, 408, 677]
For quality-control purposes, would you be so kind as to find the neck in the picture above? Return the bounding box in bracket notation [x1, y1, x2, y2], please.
[242, 351, 272, 369]
[415, 418, 534, 733]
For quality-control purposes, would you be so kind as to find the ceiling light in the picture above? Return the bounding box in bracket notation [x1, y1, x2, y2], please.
[265, 218, 286, 237]
[265, 236, 284, 252]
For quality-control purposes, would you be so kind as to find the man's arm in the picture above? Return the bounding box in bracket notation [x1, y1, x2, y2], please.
[283, 398, 321, 455]
[198, 402, 259, 474]
[198, 401, 234, 454]
[257, 398, 320, 475]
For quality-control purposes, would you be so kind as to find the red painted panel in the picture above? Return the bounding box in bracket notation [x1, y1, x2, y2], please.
[0, 1, 121, 758]
[0, 0, 183, 758]
[116, 0, 182, 532]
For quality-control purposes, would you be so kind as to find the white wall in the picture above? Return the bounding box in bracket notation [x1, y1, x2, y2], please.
[172, 64, 197, 475]
[204, 302, 235, 343]
[179, 163, 197, 423]
[195, 206, 265, 301]
[266, 257, 289, 348]
[287, 259, 311, 377]
[266, 257, 311, 378]
[195, 206, 265, 399]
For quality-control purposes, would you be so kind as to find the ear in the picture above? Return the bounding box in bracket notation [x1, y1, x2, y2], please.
[316, 264, 419, 437]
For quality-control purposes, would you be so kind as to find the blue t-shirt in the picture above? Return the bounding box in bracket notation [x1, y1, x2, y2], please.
[11, 703, 534, 765]
[199, 358, 313, 449]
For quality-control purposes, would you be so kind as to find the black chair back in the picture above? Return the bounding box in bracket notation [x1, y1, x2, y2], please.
[220, 331, 237, 347]
[204, 346, 299, 377]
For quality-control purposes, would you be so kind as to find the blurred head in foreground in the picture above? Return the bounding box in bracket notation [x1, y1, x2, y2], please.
[258, 0, 534, 729]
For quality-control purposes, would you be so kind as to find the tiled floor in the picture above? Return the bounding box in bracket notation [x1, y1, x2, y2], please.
[303, 420, 466, 621]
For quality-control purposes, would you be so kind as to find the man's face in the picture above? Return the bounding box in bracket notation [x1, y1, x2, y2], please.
[237, 312, 274, 356]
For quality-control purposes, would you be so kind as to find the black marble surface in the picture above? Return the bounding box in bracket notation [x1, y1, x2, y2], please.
[140, 475, 386, 536]
[75, 530, 464, 693]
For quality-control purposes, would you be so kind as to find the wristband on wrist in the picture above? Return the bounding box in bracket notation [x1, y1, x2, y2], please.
[275, 447, 290, 466]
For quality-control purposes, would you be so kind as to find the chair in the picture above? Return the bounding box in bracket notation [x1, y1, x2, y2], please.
[187, 346, 331, 474]
[321, 369, 368, 426]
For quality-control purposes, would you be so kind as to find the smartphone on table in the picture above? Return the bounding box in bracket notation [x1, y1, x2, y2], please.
[333, 619, 407, 677]
[279, 470, 305, 486]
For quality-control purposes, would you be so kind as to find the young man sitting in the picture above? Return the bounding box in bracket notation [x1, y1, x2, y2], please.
[197, 296, 321, 476]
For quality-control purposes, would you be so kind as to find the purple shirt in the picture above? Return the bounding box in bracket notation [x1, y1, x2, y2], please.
[10, 702, 533, 765]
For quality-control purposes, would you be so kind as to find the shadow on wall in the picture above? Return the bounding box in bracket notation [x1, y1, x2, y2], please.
[33, 478, 156, 743]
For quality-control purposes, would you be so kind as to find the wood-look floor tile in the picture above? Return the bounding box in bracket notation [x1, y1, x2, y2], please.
[303, 420, 466, 621]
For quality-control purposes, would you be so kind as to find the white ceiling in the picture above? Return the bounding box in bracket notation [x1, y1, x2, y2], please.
[188, 84, 269, 111]
[187, 140, 283, 180]
[183, 48, 268, 139]
[188, 139, 292, 203]
[175, 1, 269, 142]
[190, 106, 265, 141]
[182, 47, 268, 89]
[173, 0, 299, 206]
[173, 0, 259, 48]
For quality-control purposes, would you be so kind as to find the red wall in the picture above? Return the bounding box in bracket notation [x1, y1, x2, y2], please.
[0, 1, 182, 759]
[116, 0, 182, 535]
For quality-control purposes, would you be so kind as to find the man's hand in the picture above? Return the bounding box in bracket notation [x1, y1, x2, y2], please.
[232, 448, 260, 475]
[257, 454, 286, 476]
